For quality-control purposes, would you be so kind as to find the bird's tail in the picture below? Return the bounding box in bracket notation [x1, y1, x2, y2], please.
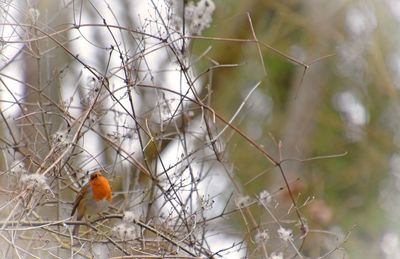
[72, 215, 82, 236]
[72, 224, 80, 236]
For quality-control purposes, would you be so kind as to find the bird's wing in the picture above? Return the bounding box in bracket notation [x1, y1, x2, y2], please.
[70, 184, 87, 217]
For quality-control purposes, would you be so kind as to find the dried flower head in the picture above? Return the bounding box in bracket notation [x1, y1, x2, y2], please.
[185, 0, 215, 35]
[258, 190, 272, 206]
[270, 252, 283, 259]
[113, 223, 138, 240]
[123, 211, 138, 223]
[20, 173, 49, 191]
[28, 8, 40, 24]
[235, 195, 253, 208]
[277, 226, 293, 242]
[254, 229, 270, 243]
[52, 130, 71, 147]
[11, 160, 27, 175]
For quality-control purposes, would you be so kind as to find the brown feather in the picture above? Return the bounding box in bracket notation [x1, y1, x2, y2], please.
[70, 183, 88, 217]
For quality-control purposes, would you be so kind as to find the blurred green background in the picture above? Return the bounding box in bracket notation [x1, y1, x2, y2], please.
[193, 0, 399, 257]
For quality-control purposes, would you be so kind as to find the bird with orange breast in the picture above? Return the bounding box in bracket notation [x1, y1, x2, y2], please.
[71, 171, 112, 235]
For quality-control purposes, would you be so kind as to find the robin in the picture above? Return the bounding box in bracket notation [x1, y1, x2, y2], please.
[71, 171, 112, 235]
